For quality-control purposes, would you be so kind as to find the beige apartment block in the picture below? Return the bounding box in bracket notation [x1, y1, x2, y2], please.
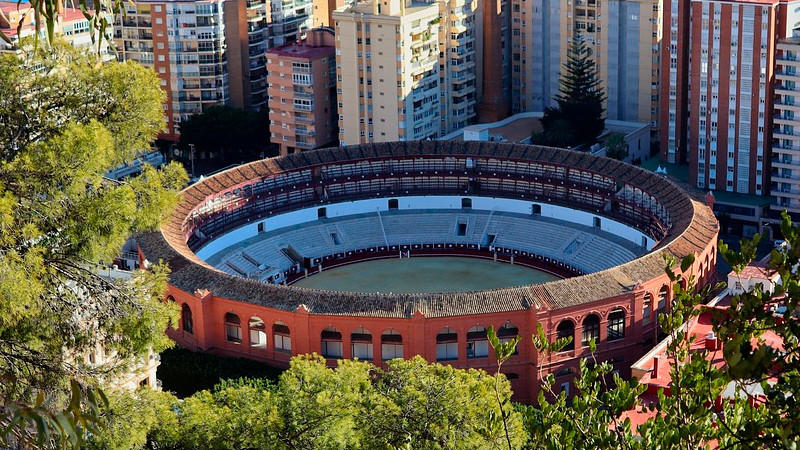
[512, 0, 661, 128]
[334, 0, 479, 145]
[267, 28, 337, 155]
[313, 0, 344, 28]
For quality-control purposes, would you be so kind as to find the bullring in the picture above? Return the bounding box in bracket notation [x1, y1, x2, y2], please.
[137, 141, 719, 402]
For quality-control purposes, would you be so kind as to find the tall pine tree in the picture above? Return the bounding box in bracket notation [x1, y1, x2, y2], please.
[534, 35, 606, 148]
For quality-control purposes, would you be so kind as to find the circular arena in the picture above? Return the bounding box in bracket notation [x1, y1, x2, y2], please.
[138, 141, 719, 402]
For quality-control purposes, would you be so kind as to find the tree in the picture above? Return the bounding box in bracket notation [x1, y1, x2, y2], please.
[0, 0, 115, 52]
[604, 133, 629, 161]
[533, 36, 605, 148]
[361, 356, 525, 449]
[0, 43, 187, 447]
[530, 119, 576, 149]
[91, 354, 526, 449]
[503, 220, 800, 449]
[178, 105, 270, 167]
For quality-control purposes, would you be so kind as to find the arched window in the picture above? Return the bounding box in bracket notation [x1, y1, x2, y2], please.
[436, 327, 458, 361]
[166, 296, 176, 328]
[556, 320, 575, 351]
[498, 323, 519, 355]
[657, 285, 669, 313]
[273, 321, 291, 352]
[249, 317, 266, 348]
[581, 314, 600, 347]
[381, 329, 403, 360]
[225, 313, 242, 343]
[607, 308, 625, 341]
[466, 326, 489, 359]
[351, 327, 373, 359]
[321, 327, 343, 358]
[642, 293, 653, 325]
[181, 303, 193, 335]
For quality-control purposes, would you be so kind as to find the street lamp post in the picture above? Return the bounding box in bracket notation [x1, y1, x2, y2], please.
[189, 143, 196, 179]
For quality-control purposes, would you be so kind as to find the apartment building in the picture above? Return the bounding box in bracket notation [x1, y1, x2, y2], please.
[267, 28, 337, 155]
[661, 0, 800, 194]
[268, 0, 314, 47]
[0, 1, 113, 55]
[334, 0, 479, 145]
[313, 0, 344, 28]
[772, 33, 800, 215]
[115, 0, 229, 140]
[441, 0, 480, 130]
[226, 0, 269, 110]
[511, 0, 662, 127]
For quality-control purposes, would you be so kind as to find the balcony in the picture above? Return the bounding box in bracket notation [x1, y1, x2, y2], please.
[773, 129, 800, 140]
[776, 70, 800, 82]
[772, 158, 798, 170]
[772, 169, 800, 182]
[775, 100, 800, 112]
[294, 115, 314, 124]
[773, 144, 800, 156]
[296, 140, 315, 149]
[295, 127, 316, 136]
[293, 90, 315, 100]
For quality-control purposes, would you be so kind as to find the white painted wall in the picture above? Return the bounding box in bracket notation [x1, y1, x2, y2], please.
[195, 195, 656, 260]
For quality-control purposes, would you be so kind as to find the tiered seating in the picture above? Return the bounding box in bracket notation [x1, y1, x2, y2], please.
[334, 215, 385, 248]
[382, 213, 462, 245]
[568, 237, 637, 273]
[488, 215, 580, 256]
[210, 209, 645, 279]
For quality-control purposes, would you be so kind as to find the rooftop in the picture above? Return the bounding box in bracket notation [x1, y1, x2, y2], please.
[267, 40, 334, 59]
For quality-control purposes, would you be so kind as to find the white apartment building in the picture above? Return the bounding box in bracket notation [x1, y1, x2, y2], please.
[268, 0, 314, 47]
[115, 0, 229, 139]
[773, 33, 800, 213]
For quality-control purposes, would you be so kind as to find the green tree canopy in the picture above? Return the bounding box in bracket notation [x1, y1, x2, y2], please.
[533, 36, 605, 148]
[178, 105, 270, 166]
[90, 354, 527, 449]
[604, 133, 629, 161]
[0, 43, 187, 447]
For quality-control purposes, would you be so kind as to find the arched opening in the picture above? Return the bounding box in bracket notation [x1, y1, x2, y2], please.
[642, 293, 653, 325]
[181, 303, 193, 335]
[381, 329, 403, 360]
[321, 327, 343, 358]
[273, 321, 291, 352]
[224, 313, 242, 343]
[581, 314, 600, 347]
[556, 320, 575, 351]
[607, 308, 625, 341]
[249, 317, 267, 348]
[351, 327, 373, 359]
[657, 285, 668, 313]
[466, 326, 489, 359]
[436, 327, 458, 361]
[498, 323, 519, 355]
